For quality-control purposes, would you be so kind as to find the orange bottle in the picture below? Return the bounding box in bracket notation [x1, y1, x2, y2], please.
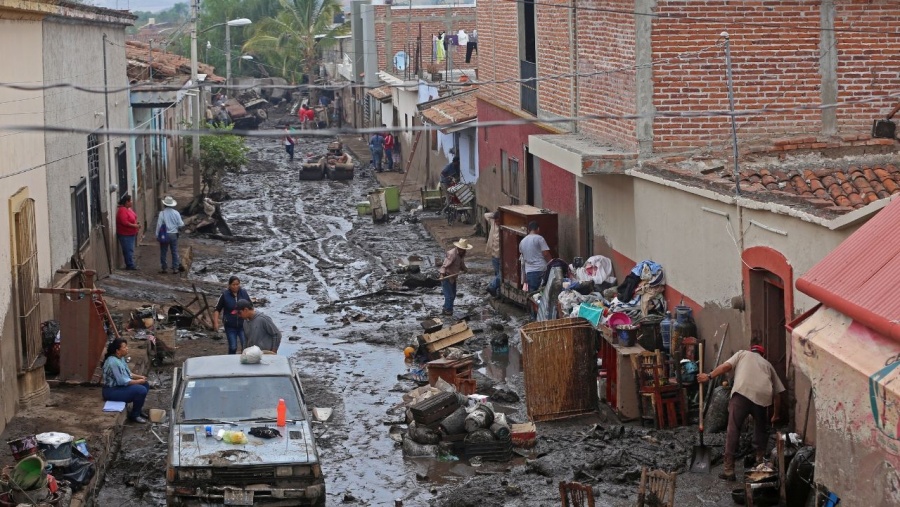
[277, 399, 286, 426]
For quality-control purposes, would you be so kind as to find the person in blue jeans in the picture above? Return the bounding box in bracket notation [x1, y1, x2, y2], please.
[156, 195, 185, 274]
[439, 238, 473, 315]
[102, 339, 150, 423]
[213, 276, 251, 354]
[369, 132, 385, 171]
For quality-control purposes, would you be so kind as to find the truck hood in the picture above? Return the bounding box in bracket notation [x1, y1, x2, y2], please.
[171, 421, 318, 467]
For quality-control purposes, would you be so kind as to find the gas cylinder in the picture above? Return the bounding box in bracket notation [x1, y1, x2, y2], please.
[670, 305, 697, 358]
[660, 312, 673, 351]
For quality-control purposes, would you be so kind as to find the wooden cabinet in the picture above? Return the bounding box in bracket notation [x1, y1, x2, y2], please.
[496, 205, 558, 307]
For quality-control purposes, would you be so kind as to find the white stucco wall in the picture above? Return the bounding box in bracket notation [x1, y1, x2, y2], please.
[43, 20, 131, 271]
[393, 87, 418, 146]
[380, 100, 394, 128]
[0, 16, 49, 432]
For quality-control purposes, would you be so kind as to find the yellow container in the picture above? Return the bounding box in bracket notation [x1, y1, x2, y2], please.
[356, 201, 372, 216]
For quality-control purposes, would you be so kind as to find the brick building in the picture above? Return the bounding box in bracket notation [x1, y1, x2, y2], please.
[477, 0, 900, 433]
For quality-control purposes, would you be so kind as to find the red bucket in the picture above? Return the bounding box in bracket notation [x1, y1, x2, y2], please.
[6, 435, 38, 461]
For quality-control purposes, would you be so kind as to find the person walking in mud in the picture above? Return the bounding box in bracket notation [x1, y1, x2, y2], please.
[298, 103, 315, 130]
[697, 344, 785, 481]
[156, 196, 185, 274]
[116, 194, 140, 270]
[213, 276, 251, 354]
[438, 238, 473, 316]
[283, 127, 296, 161]
[369, 131, 385, 172]
[236, 299, 282, 353]
[383, 125, 395, 171]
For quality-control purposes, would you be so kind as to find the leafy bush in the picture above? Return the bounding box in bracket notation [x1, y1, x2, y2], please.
[199, 122, 248, 192]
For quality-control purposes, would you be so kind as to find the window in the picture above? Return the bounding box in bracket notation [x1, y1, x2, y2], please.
[73, 179, 89, 250]
[519, 0, 537, 115]
[87, 134, 102, 226]
[501, 151, 520, 205]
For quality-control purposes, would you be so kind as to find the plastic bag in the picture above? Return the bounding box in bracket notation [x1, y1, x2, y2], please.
[240, 346, 262, 364]
[59, 456, 95, 489]
[223, 431, 248, 444]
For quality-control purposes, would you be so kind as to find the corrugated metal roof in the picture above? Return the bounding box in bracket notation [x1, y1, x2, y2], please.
[796, 196, 900, 341]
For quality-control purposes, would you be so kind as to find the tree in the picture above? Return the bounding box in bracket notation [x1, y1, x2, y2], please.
[198, 0, 280, 79]
[198, 123, 249, 194]
[242, 0, 348, 100]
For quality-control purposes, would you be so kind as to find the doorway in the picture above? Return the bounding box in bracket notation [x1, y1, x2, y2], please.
[749, 269, 788, 421]
[116, 144, 128, 199]
[525, 147, 536, 206]
[579, 183, 593, 258]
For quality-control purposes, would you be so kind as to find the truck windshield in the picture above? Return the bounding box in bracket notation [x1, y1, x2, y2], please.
[179, 376, 304, 422]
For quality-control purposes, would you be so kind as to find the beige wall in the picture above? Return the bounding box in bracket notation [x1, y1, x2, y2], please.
[43, 20, 131, 274]
[0, 16, 50, 434]
[580, 172, 858, 362]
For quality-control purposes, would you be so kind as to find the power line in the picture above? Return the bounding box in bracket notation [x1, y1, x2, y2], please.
[0, 39, 726, 94]
[4, 88, 900, 138]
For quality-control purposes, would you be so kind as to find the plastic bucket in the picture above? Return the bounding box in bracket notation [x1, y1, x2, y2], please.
[6, 435, 38, 461]
[615, 325, 639, 347]
[36, 433, 73, 467]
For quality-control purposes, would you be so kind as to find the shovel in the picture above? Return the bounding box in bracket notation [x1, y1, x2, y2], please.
[690, 341, 712, 473]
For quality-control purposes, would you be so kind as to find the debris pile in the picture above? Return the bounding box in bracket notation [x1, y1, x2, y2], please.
[396, 382, 520, 463]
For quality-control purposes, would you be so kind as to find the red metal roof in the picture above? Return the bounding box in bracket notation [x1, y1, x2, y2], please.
[796, 196, 900, 341]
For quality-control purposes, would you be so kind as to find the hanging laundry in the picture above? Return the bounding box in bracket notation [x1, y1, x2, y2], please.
[436, 33, 445, 63]
[457, 29, 469, 47]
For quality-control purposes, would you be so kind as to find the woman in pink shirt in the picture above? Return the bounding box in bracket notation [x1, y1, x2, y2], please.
[116, 194, 140, 270]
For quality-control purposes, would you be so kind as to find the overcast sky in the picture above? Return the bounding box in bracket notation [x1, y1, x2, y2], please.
[89, 0, 180, 12]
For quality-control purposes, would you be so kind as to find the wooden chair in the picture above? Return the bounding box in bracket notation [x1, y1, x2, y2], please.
[559, 481, 595, 507]
[634, 351, 687, 429]
[636, 467, 676, 507]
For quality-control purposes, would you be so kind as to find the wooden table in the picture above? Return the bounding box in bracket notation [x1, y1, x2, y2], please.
[598, 327, 645, 420]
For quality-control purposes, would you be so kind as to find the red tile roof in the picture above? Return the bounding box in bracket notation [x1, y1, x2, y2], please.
[125, 40, 223, 84]
[797, 196, 900, 341]
[366, 85, 392, 101]
[736, 165, 900, 211]
[420, 92, 477, 127]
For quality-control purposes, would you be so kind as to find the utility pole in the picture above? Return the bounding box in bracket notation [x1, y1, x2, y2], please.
[190, 0, 201, 195]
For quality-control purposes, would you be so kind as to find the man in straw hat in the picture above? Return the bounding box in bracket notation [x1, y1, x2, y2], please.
[156, 195, 185, 274]
[438, 238, 473, 316]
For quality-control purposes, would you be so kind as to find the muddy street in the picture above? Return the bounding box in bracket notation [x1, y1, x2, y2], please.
[95, 132, 740, 507]
[97, 132, 524, 506]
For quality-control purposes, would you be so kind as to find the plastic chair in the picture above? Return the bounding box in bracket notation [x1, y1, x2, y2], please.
[636, 467, 676, 507]
[559, 481, 595, 507]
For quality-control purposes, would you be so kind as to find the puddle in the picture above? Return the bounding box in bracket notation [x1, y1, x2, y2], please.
[477, 344, 522, 384]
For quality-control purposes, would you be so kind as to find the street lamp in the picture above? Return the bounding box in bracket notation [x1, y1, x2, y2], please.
[189, 6, 251, 193]
[196, 18, 252, 98]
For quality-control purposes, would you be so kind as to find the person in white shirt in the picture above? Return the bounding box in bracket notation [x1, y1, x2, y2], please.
[156, 196, 185, 274]
[518, 221, 551, 292]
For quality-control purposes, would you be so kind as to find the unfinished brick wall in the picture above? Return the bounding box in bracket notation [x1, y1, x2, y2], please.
[833, 1, 900, 130]
[374, 5, 477, 75]
[478, 0, 900, 157]
[575, 1, 636, 150]
[474, 0, 520, 112]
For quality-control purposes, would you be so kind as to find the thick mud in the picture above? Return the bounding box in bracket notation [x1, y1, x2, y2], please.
[96, 130, 742, 506]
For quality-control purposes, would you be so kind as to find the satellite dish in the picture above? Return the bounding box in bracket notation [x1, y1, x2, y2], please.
[394, 51, 408, 71]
